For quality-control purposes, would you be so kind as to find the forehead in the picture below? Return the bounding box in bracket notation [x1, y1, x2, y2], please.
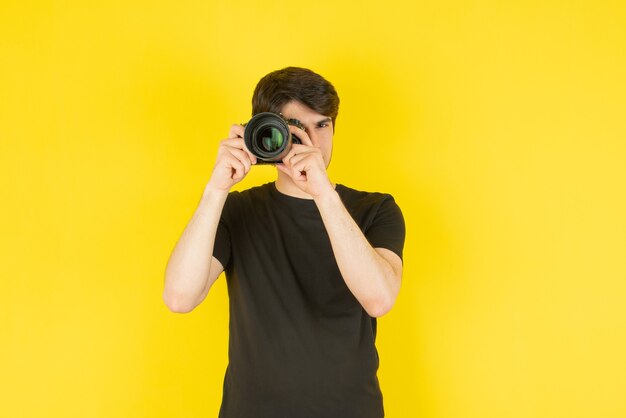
[279, 100, 331, 124]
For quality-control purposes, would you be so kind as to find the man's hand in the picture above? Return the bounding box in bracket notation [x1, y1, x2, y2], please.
[204, 124, 257, 195]
[276, 125, 334, 198]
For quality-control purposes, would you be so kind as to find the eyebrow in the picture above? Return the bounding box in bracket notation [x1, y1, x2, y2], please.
[316, 117, 332, 125]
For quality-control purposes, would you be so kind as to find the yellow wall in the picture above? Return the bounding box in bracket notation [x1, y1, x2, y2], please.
[2, 1, 625, 417]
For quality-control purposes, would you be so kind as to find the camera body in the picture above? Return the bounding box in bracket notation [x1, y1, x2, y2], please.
[243, 112, 304, 165]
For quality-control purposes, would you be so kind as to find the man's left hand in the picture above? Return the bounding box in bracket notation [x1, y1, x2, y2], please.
[276, 125, 334, 198]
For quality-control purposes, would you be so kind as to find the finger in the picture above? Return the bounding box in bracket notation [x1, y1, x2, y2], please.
[277, 161, 305, 182]
[226, 156, 246, 180]
[215, 154, 246, 182]
[286, 155, 309, 178]
[286, 152, 309, 169]
[228, 124, 245, 139]
[221, 137, 245, 148]
[221, 137, 257, 164]
[283, 146, 320, 169]
[288, 125, 313, 147]
[291, 164, 307, 181]
[281, 144, 310, 167]
[227, 148, 252, 174]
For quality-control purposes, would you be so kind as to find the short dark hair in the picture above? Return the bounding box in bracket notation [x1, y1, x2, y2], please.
[251, 67, 340, 126]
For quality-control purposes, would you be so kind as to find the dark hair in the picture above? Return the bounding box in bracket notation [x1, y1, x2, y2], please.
[251, 67, 340, 126]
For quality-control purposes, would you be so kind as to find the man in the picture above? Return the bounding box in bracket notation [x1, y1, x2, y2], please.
[163, 67, 405, 417]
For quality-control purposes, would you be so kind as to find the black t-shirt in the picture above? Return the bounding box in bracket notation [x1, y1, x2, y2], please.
[213, 182, 405, 418]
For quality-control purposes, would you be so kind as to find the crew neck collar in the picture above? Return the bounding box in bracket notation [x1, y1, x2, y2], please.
[269, 182, 342, 203]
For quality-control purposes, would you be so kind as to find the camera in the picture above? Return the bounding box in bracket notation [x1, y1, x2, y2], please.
[243, 112, 304, 164]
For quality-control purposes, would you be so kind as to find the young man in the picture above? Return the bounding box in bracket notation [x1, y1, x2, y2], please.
[163, 67, 405, 418]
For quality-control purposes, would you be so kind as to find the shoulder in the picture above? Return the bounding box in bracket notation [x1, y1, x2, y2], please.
[225, 182, 273, 204]
[335, 184, 404, 228]
[221, 183, 274, 219]
[338, 184, 406, 258]
[335, 184, 398, 209]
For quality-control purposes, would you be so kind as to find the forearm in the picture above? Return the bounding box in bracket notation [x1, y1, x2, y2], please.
[314, 190, 400, 317]
[163, 188, 228, 312]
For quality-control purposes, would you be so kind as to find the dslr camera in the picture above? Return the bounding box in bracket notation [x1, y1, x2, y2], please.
[243, 112, 305, 164]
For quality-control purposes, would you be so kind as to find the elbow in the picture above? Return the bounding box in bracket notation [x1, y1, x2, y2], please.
[362, 278, 400, 318]
[366, 304, 392, 318]
[163, 290, 196, 313]
[363, 257, 402, 318]
[363, 296, 396, 318]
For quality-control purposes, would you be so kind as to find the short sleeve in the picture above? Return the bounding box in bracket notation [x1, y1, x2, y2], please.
[212, 197, 233, 269]
[365, 195, 406, 261]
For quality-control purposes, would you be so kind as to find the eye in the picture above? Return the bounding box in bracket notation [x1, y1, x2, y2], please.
[317, 122, 328, 128]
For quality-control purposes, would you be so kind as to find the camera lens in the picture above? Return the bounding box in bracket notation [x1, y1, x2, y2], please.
[258, 126, 284, 152]
[243, 112, 296, 163]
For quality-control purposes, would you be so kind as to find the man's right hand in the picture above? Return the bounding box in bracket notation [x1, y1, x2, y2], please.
[204, 124, 258, 194]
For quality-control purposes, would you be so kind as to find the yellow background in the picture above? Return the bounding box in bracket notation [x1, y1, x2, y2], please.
[2, 1, 625, 417]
